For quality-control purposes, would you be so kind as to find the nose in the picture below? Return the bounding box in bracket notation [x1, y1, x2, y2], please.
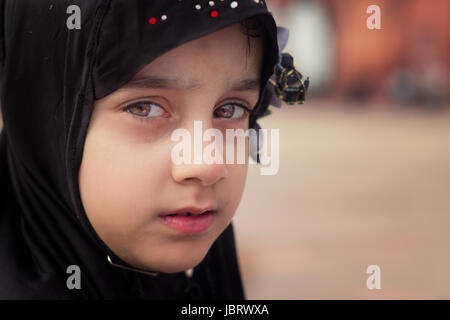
[171, 119, 228, 186]
[172, 162, 228, 187]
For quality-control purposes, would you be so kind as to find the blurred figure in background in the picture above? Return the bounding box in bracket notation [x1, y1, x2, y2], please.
[267, 0, 449, 108]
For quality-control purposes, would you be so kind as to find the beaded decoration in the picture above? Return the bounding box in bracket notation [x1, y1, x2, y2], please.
[148, 0, 265, 25]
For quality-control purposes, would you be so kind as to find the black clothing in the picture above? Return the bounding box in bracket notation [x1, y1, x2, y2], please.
[0, 0, 279, 299]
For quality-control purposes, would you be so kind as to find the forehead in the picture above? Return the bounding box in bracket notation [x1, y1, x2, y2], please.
[131, 22, 264, 85]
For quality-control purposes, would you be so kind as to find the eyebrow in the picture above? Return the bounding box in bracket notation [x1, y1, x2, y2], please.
[122, 75, 261, 92]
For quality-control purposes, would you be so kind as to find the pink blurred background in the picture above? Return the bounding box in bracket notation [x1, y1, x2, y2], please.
[233, 0, 450, 299]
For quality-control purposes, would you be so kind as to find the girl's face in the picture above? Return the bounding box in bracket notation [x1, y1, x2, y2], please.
[79, 22, 263, 273]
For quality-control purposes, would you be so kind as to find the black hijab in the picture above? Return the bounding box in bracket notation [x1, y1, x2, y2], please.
[0, 0, 280, 299]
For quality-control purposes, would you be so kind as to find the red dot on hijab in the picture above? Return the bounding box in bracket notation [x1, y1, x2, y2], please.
[210, 10, 218, 18]
[149, 17, 157, 24]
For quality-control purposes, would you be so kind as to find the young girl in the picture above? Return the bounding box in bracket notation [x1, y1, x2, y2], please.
[0, 0, 307, 299]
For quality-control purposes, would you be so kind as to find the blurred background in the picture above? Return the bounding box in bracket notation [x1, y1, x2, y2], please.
[0, 0, 449, 300]
[234, 0, 450, 299]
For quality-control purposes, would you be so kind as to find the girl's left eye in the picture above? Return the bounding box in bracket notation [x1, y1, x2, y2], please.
[214, 103, 251, 120]
[123, 101, 168, 118]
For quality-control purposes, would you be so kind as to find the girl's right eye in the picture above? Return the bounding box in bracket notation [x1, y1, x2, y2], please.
[122, 101, 169, 119]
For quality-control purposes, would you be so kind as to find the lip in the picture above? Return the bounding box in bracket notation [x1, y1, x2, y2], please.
[161, 205, 217, 217]
[159, 205, 217, 234]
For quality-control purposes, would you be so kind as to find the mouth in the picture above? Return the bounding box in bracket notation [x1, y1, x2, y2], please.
[159, 207, 217, 234]
[165, 211, 211, 217]
[162, 205, 217, 216]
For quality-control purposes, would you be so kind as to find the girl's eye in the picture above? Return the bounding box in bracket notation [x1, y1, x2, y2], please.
[214, 103, 250, 120]
[123, 101, 168, 118]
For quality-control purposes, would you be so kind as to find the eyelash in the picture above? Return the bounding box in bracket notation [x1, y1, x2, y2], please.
[121, 100, 252, 123]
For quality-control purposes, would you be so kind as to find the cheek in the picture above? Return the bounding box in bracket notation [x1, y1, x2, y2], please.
[224, 135, 249, 202]
[220, 161, 249, 223]
[230, 161, 249, 193]
[78, 122, 168, 236]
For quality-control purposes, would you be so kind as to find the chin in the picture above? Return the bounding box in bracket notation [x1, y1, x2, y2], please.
[141, 252, 208, 274]
[154, 260, 202, 273]
[129, 239, 214, 274]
